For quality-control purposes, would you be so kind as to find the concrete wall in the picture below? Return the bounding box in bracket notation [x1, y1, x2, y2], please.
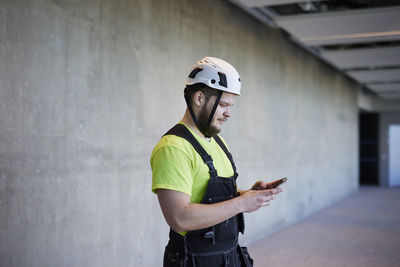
[0, 0, 358, 266]
[379, 112, 400, 187]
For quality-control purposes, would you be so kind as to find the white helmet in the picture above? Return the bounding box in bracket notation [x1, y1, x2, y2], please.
[185, 57, 241, 95]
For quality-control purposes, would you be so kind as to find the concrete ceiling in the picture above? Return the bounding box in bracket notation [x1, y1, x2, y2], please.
[230, 0, 400, 102]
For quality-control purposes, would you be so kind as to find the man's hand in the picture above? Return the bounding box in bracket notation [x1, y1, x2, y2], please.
[238, 189, 280, 213]
[251, 181, 268, 190]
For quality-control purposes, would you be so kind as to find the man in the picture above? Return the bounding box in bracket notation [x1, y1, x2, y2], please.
[151, 57, 282, 266]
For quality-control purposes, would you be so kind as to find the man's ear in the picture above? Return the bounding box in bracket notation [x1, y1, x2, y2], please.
[193, 91, 205, 107]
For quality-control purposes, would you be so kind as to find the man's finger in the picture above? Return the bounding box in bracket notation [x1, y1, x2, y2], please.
[260, 189, 277, 196]
[275, 187, 283, 193]
[260, 201, 270, 207]
[260, 195, 273, 201]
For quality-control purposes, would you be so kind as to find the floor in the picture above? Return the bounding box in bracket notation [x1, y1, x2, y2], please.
[248, 187, 400, 267]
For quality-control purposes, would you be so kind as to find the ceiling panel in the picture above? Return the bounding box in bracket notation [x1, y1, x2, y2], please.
[275, 7, 400, 45]
[321, 46, 400, 69]
[376, 93, 400, 100]
[347, 69, 400, 83]
[237, 0, 317, 8]
[368, 83, 400, 93]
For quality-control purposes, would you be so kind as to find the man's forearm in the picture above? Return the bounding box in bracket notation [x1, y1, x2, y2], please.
[157, 189, 243, 233]
[157, 188, 277, 233]
[175, 198, 243, 232]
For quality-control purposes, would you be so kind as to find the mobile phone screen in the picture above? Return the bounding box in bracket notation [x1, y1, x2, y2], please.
[267, 178, 287, 189]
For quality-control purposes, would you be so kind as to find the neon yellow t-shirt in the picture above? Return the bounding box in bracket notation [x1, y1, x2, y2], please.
[150, 122, 234, 204]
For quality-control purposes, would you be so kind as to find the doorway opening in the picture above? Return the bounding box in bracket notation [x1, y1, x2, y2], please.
[359, 112, 379, 185]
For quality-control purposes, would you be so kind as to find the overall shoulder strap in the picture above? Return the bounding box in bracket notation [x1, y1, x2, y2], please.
[213, 135, 237, 173]
[164, 124, 217, 178]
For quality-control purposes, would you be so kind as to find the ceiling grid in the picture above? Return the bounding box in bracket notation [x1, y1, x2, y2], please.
[230, 0, 400, 101]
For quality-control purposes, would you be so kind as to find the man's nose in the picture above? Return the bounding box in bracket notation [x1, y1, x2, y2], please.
[224, 108, 231, 117]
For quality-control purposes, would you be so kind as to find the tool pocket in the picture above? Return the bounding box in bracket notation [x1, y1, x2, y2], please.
[191, 252, 235, 267]
[163, 247, 183, 267]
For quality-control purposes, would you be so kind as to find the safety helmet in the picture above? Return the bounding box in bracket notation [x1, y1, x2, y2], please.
[183, 57, 241, 138]
[185, 57, 241, 95]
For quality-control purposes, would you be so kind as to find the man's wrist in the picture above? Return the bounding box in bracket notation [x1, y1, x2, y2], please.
[232, 195, 244, 213]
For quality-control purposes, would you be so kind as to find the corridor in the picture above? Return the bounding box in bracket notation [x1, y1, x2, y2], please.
[249, 187, 400, 267]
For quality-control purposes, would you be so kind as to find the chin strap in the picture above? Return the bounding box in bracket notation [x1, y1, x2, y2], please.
[184, 89, 223, 138]
[184, 89, 201, 133]
[205, 90, 223, 137]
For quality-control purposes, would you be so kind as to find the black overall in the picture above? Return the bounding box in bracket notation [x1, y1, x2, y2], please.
[163, 124, 253, 267]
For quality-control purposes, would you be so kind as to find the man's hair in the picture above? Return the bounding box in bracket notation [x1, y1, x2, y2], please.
[185, 83, 219, 105]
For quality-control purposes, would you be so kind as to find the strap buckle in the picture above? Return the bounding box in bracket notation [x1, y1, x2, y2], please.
[203, 155, 217, 177]
[209, 169, 218, 178]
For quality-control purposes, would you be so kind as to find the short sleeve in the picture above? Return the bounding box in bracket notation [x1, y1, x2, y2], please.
[151, 145, 193, 195]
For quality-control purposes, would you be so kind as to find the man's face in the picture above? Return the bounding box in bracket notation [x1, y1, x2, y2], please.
[198, 92, 236, 136]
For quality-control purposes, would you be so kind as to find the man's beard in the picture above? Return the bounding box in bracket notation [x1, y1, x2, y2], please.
[198, 105, 220, 137]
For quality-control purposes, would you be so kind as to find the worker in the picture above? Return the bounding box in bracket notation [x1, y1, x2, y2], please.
[150, 56, 283, 266]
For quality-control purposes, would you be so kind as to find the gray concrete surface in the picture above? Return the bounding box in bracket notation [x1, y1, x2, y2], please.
[249, 187, 400, 267]
[1, 0, 358, 266]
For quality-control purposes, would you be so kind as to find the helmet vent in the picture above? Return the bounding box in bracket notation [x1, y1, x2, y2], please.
[211, 79, 216, 84]
[188, 67, 203, 79]
[218, 72, 228, 88]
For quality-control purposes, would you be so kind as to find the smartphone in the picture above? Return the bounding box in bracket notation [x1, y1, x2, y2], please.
[266, 177, 287, 189]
